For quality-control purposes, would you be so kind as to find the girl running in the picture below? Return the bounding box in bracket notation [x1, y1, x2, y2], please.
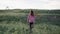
[27, 10, 35, 31]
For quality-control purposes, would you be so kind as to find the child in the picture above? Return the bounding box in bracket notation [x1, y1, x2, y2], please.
[27, 10, 35, 30]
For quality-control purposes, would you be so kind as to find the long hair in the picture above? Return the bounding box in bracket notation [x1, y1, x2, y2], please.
[30, 10, 34, 16]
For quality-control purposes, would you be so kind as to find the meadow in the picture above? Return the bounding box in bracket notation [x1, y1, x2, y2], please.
[0, 9, 60, 34]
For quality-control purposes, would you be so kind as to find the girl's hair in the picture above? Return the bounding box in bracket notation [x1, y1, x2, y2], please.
[30, 10, 34, 16]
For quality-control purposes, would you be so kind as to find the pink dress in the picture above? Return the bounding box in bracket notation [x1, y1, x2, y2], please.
[27, 14, 35, 23]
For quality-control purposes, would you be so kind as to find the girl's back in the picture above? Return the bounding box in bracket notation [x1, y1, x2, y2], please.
[28, 14, 35, 23]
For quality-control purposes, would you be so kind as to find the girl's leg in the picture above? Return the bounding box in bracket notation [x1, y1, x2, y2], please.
[29, 23, 33, 34]
[30, 23, 33, 29]
[30, 23, 32, 31]
[30, 23, 33, 33]
[29, 23, 33, 29]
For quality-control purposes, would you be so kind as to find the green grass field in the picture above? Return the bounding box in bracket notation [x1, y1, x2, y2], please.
[0, 9, 60, 34]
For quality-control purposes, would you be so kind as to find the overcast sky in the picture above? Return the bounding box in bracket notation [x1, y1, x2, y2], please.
[0, 0, 60, 9]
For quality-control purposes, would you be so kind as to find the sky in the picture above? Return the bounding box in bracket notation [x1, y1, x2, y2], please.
[0, 0, 60, 9]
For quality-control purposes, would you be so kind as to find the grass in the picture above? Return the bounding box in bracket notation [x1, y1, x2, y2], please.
[0, 22, 60, 34]
[0, 10, 60, 34]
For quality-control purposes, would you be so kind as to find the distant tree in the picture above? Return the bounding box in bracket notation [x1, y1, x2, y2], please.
[6, 6, 9, 10]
